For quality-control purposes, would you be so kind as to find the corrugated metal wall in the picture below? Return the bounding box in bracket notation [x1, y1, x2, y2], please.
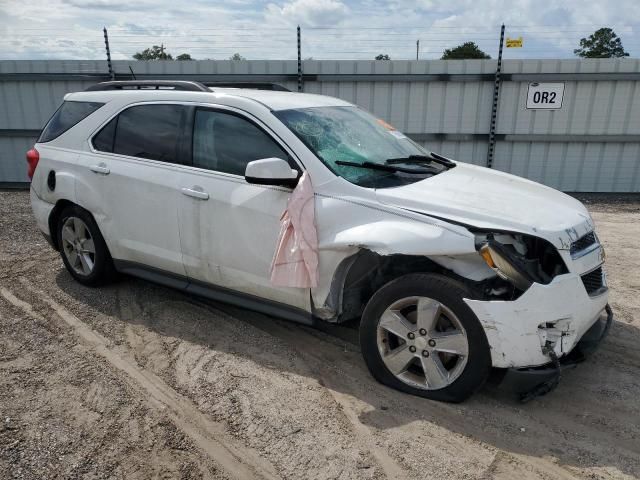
[1, 58, 639, 191]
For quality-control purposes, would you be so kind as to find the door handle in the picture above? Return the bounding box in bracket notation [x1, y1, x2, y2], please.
[181, 186, 209, 200]
[90, 163, 110, 175]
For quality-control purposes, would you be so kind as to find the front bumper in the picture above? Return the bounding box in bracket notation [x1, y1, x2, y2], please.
[499, 304, 612, 400]
[464, 272, 608, 368]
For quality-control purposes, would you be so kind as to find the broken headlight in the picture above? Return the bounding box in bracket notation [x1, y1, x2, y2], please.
[477, 233, 567, 292]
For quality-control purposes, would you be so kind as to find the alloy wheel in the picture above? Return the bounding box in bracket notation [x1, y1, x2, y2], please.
[61, 216, 96, 276]
[376, 296, 469, 390]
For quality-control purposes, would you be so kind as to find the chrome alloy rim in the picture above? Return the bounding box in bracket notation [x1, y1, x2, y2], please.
[61, 217, 96, 276]
[376, 296, 469, 390]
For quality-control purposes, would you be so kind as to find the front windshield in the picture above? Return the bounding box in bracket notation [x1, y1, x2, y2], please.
[274, 106, 444, 188]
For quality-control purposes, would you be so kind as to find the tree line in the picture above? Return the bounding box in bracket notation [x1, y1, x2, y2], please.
[132, 45, 245, 61]
[133, 28, 630, 61]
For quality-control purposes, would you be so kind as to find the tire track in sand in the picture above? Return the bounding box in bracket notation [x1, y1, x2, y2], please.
[203, 302, 408, 480]
[213, 304, 587, 480]
[1, 281, 280, 480]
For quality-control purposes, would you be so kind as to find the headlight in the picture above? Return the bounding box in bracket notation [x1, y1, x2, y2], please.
[476, 233, 568, 293]
[479, 241, 534, 291]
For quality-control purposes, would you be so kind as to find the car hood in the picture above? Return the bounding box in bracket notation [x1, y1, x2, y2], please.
[375, 162, 593, 250]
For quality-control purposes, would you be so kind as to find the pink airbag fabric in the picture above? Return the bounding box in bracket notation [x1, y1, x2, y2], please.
[270, 172, 319, 288]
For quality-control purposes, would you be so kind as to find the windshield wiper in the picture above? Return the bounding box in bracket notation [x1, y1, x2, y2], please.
[335, 160, 435, 174]
[385, 153, 456, 169]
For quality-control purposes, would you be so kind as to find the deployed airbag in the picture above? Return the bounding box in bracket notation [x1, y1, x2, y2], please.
[270, 172, 319, 288]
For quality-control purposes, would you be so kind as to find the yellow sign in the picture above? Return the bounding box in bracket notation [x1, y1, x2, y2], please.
[506, 37, 523, 48]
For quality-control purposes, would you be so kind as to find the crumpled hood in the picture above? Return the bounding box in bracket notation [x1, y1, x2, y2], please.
[375, 162, 593, 249]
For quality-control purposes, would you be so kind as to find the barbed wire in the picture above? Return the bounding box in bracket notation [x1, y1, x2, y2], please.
[0, 24, 637, 60]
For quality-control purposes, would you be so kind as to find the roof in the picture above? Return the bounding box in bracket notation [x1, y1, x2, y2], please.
[211, 88, 353, 111]
[66, 86, 352, 112]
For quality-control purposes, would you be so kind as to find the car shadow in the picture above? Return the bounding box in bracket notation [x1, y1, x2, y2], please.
[54, 270, 640, 477]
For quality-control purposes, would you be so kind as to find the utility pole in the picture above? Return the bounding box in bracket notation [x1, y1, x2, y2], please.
[416, 39, 419, 60]
[486, 24, 505, 168]
[297, 26, 303, 92]
[160, 43, 165, 58]
[103, 27, 114, 80]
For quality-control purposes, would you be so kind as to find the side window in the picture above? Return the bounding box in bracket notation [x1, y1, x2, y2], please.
[39, 101, 104, 143]
[93, 104, 187, 164]
[92, 116, 117, 153]
[193, 109, 290, 176]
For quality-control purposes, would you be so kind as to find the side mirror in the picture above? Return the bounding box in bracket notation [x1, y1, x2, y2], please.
[245, 158, 299, 188]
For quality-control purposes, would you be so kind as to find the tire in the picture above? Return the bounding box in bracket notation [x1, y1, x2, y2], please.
[56, 205, 116, 287]
[359, 273, 491, 402]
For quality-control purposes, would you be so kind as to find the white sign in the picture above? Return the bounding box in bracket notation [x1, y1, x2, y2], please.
[526, 82, 565, 110]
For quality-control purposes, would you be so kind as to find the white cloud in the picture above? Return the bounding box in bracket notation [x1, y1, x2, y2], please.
[0, 0, 637, 60]
[265, 0, 349, 26]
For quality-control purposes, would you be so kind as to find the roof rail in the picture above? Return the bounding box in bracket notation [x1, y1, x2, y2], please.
[85, 80, 210, 92]
[205, 82, 291, 92]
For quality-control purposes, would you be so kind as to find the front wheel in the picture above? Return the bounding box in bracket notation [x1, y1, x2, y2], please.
[359, 273, 491, 402]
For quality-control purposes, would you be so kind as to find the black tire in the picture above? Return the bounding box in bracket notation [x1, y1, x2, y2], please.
[56, 205, 116, 287]
[359, 273, 491, 402]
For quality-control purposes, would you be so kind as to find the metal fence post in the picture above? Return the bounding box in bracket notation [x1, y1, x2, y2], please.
[103, 27, 115, 80]
[486, 24, 505, 168]
[297, 25, 303, 92]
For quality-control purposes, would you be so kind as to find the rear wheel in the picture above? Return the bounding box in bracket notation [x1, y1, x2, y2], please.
[359, 273, 491, 402]
[56, 205, 115, 286]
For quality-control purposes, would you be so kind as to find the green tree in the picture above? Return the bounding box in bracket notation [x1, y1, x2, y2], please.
[375, 54, 391, 60]
[229, 53, 246, 61]
[574, 28, 629, 58]
[441, 42, 490, 60]
[132, 45, 193, 61]
[133, 45, 173, 60]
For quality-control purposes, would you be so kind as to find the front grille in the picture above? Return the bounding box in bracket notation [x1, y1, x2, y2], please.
[570, 232, 597, 256]
[581, 267, 604, 295]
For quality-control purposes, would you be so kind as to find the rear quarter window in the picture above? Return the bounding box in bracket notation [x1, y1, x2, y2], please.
[92, 104, 188, 165]
[38, 101, 104, 143]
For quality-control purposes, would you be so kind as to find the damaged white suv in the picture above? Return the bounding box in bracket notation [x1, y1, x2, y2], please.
[29, 81, 611, 402]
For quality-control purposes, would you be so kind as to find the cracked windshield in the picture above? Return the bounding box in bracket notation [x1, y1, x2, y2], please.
[275, 106, 445, 188]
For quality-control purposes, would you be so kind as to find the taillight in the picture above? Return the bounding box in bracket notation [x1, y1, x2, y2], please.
[26, 148, 39, 180]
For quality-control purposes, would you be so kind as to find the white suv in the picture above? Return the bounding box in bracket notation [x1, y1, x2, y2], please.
[28, 80, 612, 402]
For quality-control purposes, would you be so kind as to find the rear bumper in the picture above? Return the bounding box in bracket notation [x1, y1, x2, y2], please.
[41, 231, 56, 249]
[499, 304, 612, 397]
[30, 187, 55, 238]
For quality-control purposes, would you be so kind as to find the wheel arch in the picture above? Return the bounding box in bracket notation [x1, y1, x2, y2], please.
[314, 249, 448, 323]
[48, 199, 77, 251]
[48, 199, 106, 253]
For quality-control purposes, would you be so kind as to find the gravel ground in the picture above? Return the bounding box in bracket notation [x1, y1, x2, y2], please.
[1, 190, 639, 480]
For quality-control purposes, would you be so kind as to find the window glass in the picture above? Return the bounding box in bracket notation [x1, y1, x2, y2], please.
[92, 117, 117, 153]
[275, 106, 443, 188]
[38, 101, 104, 143]
[113, 104, 186, 164]
[193, 109, 289, 175]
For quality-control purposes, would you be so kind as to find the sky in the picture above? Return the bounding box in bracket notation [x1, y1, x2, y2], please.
[0, 0, 639, 61]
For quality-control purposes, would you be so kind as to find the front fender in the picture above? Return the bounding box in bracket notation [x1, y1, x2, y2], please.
[320, 219, 475, 256]
[312, 196, 478, 315]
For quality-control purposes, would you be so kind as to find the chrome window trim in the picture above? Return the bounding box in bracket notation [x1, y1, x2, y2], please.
[86, 100, 306, 173]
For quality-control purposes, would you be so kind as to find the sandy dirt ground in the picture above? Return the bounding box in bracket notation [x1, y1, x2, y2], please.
[0, 190, 639, 480]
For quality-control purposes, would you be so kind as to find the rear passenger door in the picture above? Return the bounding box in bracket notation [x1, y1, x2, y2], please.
[76, 103, 189, 277]
[177, 106, 310, 310]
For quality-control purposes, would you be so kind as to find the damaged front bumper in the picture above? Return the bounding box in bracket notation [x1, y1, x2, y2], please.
[464, 272, 609, 368]
[464, 270, 612, 401]
[499, 304, 612, 401]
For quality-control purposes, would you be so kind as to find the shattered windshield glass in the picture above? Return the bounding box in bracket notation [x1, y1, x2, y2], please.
[274, 106, 445, 188]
